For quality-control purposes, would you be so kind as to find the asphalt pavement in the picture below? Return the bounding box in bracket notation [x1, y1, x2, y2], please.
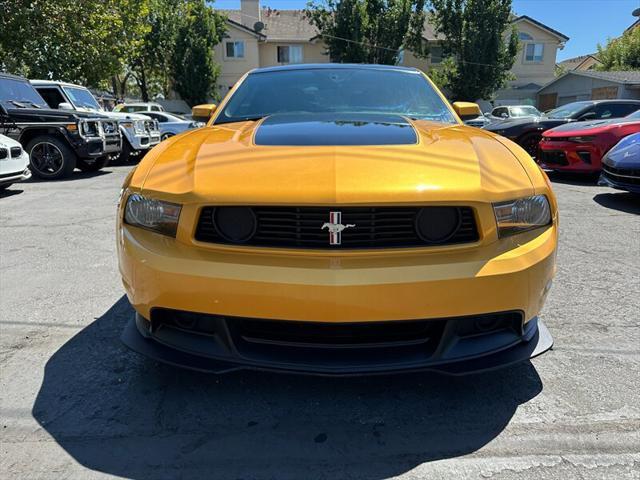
[1, 164, 639, 479]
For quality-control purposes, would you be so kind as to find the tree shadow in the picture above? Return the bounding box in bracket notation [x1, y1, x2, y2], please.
[593, 192, 640, 215]
[32, 297, 544, 480]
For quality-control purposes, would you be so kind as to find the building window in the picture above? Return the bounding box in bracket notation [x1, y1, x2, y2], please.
[430, 45, 443, 64]
[518, 32, 533, 41]
[277, 45, 303, 64]
[525, 43, 544, 62]
[225, 41, 245, 59]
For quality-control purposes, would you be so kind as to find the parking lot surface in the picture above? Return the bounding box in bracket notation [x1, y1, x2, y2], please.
[1, 164, 639, 479]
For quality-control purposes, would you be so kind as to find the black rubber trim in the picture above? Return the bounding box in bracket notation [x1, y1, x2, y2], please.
[121, 314, 553, 377]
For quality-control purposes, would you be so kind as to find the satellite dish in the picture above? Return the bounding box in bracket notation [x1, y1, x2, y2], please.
[253, 21, 265, 32]
[633, 7, 640, 17]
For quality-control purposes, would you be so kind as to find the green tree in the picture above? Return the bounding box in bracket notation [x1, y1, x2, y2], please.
[171, 0, 226, 106]
[305, 0, 429, 64]
[0, 0, 150, 88]
[128, 0, 188, 101]
[597, 27, 640, 71]
[429, 0, 518, 101]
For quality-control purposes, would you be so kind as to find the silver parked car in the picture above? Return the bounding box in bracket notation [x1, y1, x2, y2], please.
[141, 112, 205, 140]
[484, 105, 542, 123]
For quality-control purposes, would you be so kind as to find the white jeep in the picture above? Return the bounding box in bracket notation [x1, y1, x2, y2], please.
[31, 80, 161, 161]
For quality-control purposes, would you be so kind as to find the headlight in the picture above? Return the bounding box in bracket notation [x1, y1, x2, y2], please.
[567, 136, 595, 143]
[133, 120, 146, 134]
[80, 120, 99, 137]
[493, 195, 552, 238]
[124, 193, 181, 237]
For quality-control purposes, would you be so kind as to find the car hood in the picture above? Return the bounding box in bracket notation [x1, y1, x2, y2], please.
[0, 133, 22, 148]
[5, 107, 108, 121]
[139, 114, 535, 203]
[545, 117, 640, 136]
[71, 107, 152, 121]
[484, 116, 567, 132]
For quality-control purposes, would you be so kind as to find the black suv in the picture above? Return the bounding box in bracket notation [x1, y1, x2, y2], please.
[484, 100, 640, 157]
[0, 72, 122, 179]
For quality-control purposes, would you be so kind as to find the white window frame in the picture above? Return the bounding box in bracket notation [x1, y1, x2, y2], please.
[524, 43, 544, 63]
[224, 40, 245, 59]
[276, 45, 303, 64]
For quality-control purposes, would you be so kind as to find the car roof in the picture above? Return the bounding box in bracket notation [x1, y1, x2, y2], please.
[123, 102, 162, 106]
[0, 71, 28, 82]
[30, 79, 85, 88]
[249, 63, 421, 75]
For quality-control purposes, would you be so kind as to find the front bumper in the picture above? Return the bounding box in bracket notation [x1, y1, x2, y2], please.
[538, 140, 603, 173]
[75, 134, 121, 159]
[599, 170, 640, 194]
[118, 221, 557, 374]
[0, 167, 31, 186]
[126, 131, 161, 152]
[122, 311, 553, 375]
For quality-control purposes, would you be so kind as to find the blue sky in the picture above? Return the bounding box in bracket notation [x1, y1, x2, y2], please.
[213, 0, 640, 61]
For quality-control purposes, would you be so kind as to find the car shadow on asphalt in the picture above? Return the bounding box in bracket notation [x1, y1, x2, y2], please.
[546, 171, 600, 186]
[0, 187, 24, 198]
[33, 297, 544, 480]
[593, 192, 640, 215]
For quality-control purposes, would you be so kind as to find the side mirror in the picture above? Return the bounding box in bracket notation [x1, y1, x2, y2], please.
[191, 104, 217, 123]
[500, 112, 509, 118]
[58, 102, 73, 110]
[452, 101, 482, 121]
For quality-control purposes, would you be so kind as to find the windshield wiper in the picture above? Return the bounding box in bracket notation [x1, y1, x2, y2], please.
[215, 115, 267, 125]
[10, 100, 28, 108]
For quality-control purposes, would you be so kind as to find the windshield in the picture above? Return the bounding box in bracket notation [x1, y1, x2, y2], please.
[510, 106, 540, 117]
[63, 86, 101, 111]
[626, 109, 640, 119]
[215, 68, 457, 125]
[0, 77, 49, 109]
[546, 102, 592, 119]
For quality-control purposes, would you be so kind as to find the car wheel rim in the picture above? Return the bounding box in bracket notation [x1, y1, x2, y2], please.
[161, 133, 172, 140]
[30, 142, 64, 175]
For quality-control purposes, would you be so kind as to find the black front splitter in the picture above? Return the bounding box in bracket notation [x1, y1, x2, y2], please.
[121, 315, 553, 377]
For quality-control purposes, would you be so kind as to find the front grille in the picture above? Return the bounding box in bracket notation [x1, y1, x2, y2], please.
[603, 166, 640, 185]
[540, 150, 569, 166]
[10, 146, 22, 158]
[195, 206, 479, 249]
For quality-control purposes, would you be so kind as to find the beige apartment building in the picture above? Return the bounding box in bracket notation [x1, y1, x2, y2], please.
[216, 0, 568, 104]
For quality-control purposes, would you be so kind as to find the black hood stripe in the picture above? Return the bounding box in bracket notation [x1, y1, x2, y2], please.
[254, 113, 418, 146]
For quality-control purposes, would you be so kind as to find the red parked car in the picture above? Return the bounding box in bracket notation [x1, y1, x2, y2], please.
[538, 110, 640, 173]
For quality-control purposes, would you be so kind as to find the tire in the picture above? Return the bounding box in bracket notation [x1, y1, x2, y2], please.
[26, 135, 76, 180]
[117, 139, 133, 163]
[77, 156, 110, 172]
[161, 132, 174, 141]
[519, 132, 542, 159]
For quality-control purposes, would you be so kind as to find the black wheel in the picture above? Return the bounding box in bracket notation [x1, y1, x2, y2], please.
[519, 132, 542, 159]
[26, 136, 76, 179]
[77, 156, 110, 172]
[117, 138, 133, 163]
[161, 132, 174, 141]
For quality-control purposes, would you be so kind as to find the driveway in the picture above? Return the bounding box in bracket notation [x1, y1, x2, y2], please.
[1, 166, 639, 479]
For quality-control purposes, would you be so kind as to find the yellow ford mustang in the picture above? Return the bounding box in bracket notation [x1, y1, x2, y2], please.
[118, 64, 557, 375]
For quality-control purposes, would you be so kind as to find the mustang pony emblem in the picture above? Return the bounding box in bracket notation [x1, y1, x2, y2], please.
[322, 211, 355, 245]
